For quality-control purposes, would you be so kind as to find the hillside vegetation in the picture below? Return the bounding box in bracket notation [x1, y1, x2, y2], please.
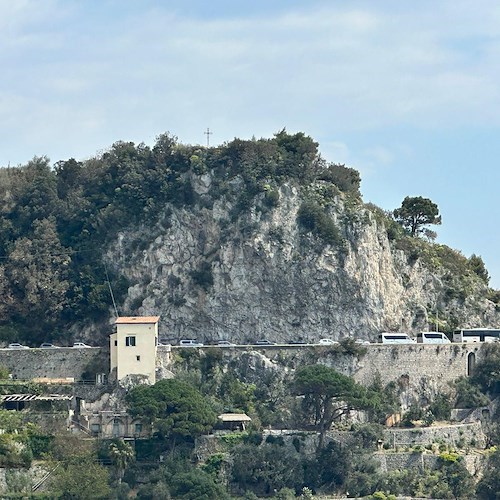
[0, 131, 496, 344]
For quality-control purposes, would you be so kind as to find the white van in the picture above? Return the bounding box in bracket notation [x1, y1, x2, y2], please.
[179, 339, 204, 347]
[417, 332, 451, 344]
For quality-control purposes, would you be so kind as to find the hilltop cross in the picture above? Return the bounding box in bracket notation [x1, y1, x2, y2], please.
[204, 127, 212, 147]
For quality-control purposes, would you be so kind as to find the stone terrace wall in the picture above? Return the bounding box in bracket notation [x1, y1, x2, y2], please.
[333, 343, 483, 407]
[383, 422, 485, 449]
[374, 451, 486, 476]
[0, 347, 106, 380]
[344, 343, 480, 387]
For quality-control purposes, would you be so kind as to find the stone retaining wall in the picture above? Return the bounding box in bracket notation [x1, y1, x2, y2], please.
[383, 421, 485, 449]
[159, 343, 486, 405]
[0, 347, 106, 381]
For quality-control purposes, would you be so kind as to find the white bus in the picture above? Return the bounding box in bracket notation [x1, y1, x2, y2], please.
[416, 332, 451, 344]
[378, 333, 416, 344]
[452, 328, 500, 343]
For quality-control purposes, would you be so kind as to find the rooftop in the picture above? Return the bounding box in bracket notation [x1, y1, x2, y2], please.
[218, 413, 252, 422]
[2, 394, 73, 402]
[115, 316, 160, 325]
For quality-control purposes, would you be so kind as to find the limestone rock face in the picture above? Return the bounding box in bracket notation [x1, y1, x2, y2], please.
[106, 180, 498, 343]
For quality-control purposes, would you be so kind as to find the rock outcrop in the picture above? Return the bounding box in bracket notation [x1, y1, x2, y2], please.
[105, 177, 498, 343]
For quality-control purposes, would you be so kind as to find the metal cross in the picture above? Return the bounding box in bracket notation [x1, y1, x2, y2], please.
[204, 127, 212, 147]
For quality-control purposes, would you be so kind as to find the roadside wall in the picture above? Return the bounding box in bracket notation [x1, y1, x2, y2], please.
[0, 343, 487, 399]
[0, 348, 106, 380]
[159, 343, 485, 403]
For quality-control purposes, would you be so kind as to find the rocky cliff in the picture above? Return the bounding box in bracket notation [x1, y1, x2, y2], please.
[104, 171, 498, 344]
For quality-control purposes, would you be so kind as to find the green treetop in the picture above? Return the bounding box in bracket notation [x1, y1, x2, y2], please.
[126, 379, 217, 445]
[393, 196, 441, 237]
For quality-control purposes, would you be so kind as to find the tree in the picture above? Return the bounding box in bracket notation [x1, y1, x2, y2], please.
[364, 377, 399, 424]
[170, 470, 230, 500]
[453, 376, 489, 408]
[471, 344, 500, 395]
[50, 455, 111, 499]
[4, 217, 70, 337]
[126, 379, 217, 446]
[230, 443, 304, 496]
[477, 448, 500, 499]
[393, 196, 441, 237]
[7, 156, 60, 235]
[317, 162, 361, 196]
[292, 365, 367, 449]
[469, 254, 490, 284]
[437, 453, 476, 499]
[108, 439, 135, 484]
[303, 441, 353, 491]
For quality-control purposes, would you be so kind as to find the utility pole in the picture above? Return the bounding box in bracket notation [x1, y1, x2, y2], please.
[204, 127, 212, 147]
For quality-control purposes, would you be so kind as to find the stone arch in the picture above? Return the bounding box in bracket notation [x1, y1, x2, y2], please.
[467, 352, 476, 376]
[105, 416, 124, 438]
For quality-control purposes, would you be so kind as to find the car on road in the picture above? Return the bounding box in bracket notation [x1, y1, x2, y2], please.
[179, 339, 204, 347]
[355, 339, 371, 345]
[73, 342, 92, 348]
[318, 338, 338, 345]
[7, 343, 29, 349]
[217, 340, 236, 347]
[40, 343, 60, 349]
[255, 339, 275, 346]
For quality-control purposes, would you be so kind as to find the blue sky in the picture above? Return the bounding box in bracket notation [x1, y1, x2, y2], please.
[2, 0, 500, 286]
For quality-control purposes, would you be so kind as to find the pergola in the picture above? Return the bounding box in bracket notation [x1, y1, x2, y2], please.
[217, 413, 252, 431]
[1, 394, 72, 411]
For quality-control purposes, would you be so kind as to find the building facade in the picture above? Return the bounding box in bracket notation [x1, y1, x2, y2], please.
[110, 316, 159, 384]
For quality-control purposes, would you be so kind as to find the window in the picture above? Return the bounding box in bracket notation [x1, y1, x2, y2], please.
[135, 423, 142, 434]
[91, 423, 101, 435]
[136, 355, 141, 361]
[125, 336, 136, 347]
[114, 340, 117, 346]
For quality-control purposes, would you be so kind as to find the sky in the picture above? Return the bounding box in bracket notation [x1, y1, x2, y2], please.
[2, 0, 500, 286]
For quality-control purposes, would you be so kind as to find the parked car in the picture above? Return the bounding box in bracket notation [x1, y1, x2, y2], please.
[179, 339, 204, 347]
[318, 338, 338, 345]
[7, 343, 29, 349]
[255, 339, 275, 345]
[73, 342, 92, 348]
[40, 343, 60, 349]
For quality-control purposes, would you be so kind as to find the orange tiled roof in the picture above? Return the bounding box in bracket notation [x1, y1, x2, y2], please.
[115, 316, 160, 324]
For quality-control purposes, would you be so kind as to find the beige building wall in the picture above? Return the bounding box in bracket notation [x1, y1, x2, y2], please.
[110, 316, 159, 384]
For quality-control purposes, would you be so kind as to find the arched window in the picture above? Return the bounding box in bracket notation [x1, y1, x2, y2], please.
[467, 352, 476, 376]
[112, 418, 121, 437]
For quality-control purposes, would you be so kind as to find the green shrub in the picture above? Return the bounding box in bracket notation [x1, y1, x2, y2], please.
[190, 261, 214, 290]
[265, 434, 285, 446]
[428, 393, 452, 421]
[264, 189, 279, 208]
[297, 200, 342, 247]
